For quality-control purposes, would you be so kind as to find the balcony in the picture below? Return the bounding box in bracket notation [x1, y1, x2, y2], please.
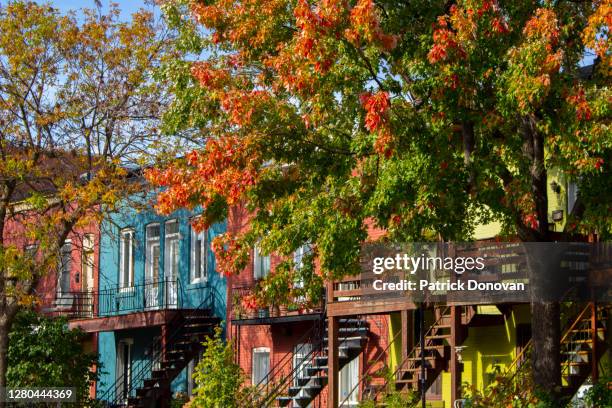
[43, 291, 96, 319]
[231, 285, 324, 325]
[98, 278, 184, 316]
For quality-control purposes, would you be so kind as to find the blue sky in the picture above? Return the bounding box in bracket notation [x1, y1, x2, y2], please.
[53, 1, 158, 19]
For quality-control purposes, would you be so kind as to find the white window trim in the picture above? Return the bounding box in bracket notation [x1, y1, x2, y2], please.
[339, 356, 359, 406]
[253, 242, 270, 280]
[145, 223, 161, 284]
[252, 347, 270, 386]
[81, 235, 95, 292]
[190, 221, 208, 284]
[119, 229, 135, 291]
[117, 338, 133, 400]
[164, 219, 180, 280]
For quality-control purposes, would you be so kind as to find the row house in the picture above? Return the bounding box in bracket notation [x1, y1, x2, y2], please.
[10, 154, 608, 408]
[3, 155, 226, 407]
[66, 193, 227, 407]
[227, 173, 610, 408]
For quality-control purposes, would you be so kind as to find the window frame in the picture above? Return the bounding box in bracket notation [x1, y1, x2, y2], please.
[81, 234, 95, 292]
[145, 223, 161, 285]
[338, 355, 359, 406]
[164, 219, 180, 280]
[251, 347, 270, 386]
[117, 338, 133, 400]
[190, 220, 208, 284]
[119, 229, 135, 290]
[253, 242, 270, 280]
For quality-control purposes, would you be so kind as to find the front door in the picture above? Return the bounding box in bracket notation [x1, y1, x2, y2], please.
[293, 343, 313, 407]
[164, 220, 179, 308]
[145, 224, 161, 309]
[81, 235, 95, 316]
[116, 340, 133, 401]
[339, 356, 359, 407]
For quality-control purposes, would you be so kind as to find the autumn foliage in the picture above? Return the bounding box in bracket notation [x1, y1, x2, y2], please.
[149, 0, 611, 282]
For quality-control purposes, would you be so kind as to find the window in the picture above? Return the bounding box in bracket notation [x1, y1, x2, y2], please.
[293, 244, 311, 270]
[145, 224, 161, 284]
[191, 223, 208, 283]
[57, 241, 72, 296]
[164, 220, 179, 280]
[252, 347, 270, 386]
[119, 229, 134, 288]
[253, 242, 270, 279]
[293, 244, 311, 300]
[339, 356, 358, 406]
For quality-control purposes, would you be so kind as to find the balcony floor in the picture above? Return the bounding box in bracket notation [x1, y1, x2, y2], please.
[67, 309, 190, 332]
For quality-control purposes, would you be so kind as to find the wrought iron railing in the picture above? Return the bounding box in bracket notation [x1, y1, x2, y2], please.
[47, 291, 96, 319]
[98, 278, 183, 316]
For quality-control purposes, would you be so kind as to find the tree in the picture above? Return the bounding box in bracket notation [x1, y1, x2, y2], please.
[188, 327, 259, 408]
[7, 309, 99, 405]
[150, 0, 611, 399]
[0, 0, 179, 397]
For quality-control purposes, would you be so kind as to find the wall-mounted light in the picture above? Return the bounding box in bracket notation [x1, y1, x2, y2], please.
[550, 181, 561, 194]
[455, 345, 467, 362]
[552, 210, 564, 222]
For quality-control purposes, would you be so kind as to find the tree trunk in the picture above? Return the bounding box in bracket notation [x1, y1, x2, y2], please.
[0, 314, 10, 408]
[520, 114, 562, 400]
[531, 302, 561, 400]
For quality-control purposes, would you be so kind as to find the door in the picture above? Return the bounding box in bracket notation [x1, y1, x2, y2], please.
[81, 235, 95, 316]
[164, 220, 179, 308]
[116, 340, 133, 401]
[145, 224, 161, 308]
[293, 343, 313, 407]
[339, 356, 359, 407]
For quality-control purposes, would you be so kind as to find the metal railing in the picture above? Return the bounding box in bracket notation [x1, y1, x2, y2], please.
[46, 291, 96, 319]
[98, 278, 184, 316]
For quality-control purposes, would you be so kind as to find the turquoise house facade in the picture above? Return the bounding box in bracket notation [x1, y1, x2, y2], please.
[95, 195, 226, 404]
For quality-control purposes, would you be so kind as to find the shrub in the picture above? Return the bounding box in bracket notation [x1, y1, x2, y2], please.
[8, 310, 99, 406]
[189, 327, 261, 408]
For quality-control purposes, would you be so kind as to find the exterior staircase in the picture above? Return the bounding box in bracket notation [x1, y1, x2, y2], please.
[272, 318, 369, 408]
[391, 306, 476, 395]
[559, 304, 608, 398]
[498, 303, 608, 402]
[100, 306, 220, 408]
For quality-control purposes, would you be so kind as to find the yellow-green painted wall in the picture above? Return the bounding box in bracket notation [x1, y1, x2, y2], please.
[439, 305, 531, 405]
[472, 168, 572, 240]
[389, 312, 402, 373]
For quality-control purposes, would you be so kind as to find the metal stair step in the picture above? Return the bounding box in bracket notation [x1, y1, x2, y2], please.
[293, 395, 315, 408]
[276, 396, 292, 406]
[295, 375, 327, 387]
[426, 334, 451, 340]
